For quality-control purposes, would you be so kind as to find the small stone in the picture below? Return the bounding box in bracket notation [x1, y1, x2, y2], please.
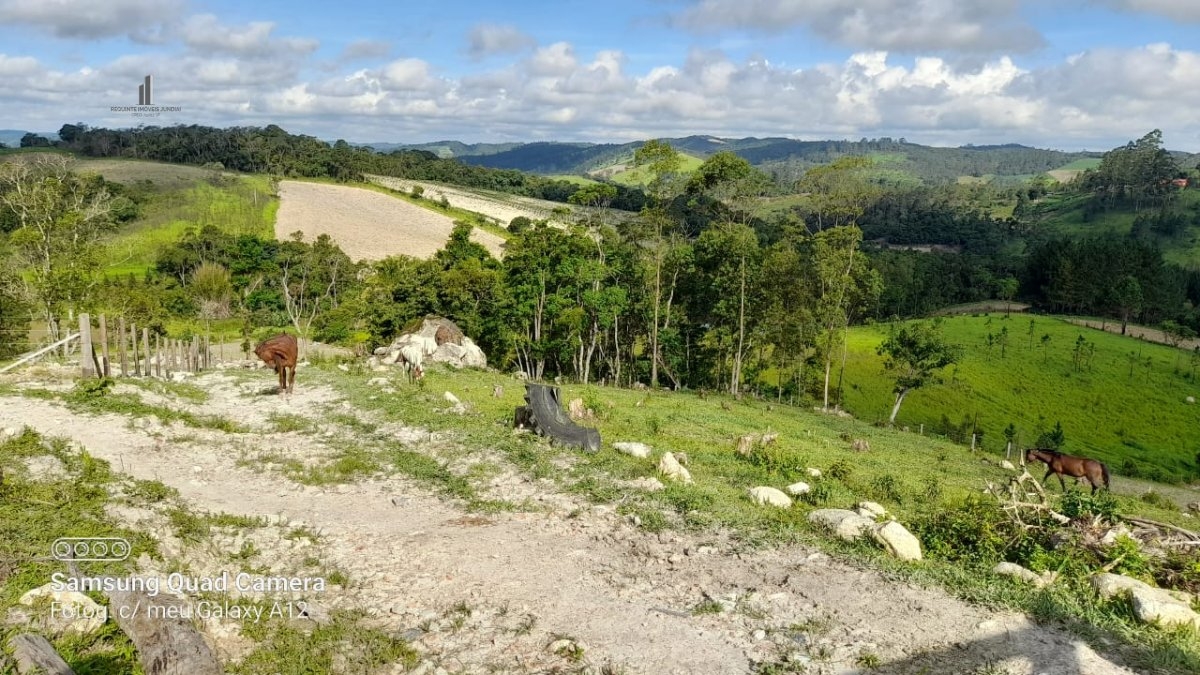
[786, 481, 811, 496]
[806, 467, 822, 478]
[613, 442, 652, 458]
[753, 629, 767, 640]
[443, 391, 460, 404]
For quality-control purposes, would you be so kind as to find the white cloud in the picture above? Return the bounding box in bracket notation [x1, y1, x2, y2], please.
[182, 14, 319, 58]
[672, 0, 1043, 53]
[1096, 0, 1200, 22]
[2, 39, 1200, 151]
[466, 23, 536, 60]
[0, 0, 183, 39]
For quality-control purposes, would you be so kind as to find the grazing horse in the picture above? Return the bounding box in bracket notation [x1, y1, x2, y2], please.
[1025, 448, 1110, 494]
[397, 343, 424, 383]
[254, 333, 298, 394]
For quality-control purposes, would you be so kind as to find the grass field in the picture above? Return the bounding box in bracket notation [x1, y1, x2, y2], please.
[834, 314, 1200, 482]
[102, 174, 277, 278]
[600, 153, 705, 187]
[1033, 189, 1200, 267]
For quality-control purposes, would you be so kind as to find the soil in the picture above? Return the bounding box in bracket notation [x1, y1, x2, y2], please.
[274, 181, 506, 262]
[0, 366, 1144, 675]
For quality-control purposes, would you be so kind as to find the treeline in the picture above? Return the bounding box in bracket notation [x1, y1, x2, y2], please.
[43, 124, 649, 211]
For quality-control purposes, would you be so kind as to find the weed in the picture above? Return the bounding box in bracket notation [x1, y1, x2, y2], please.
[828, 460, 853, 482]
[692, 599, 725, 615]
[513, 613, 537, 636]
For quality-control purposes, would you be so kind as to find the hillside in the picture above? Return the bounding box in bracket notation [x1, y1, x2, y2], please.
[0, 350, 1195, 673]
[835, 314, 1200, 482]
[392, 136, 1105, 185]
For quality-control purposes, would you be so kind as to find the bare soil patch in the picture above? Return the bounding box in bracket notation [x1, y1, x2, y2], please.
[275, 181, 505, 261]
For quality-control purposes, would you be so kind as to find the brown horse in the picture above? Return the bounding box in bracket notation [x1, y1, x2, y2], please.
[1025, 448, 1110, 494]
[254, 333, 297, 394]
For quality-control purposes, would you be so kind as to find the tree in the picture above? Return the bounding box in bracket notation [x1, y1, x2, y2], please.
[795, 156, 877, 232]
[632, 139, 687, 388]
[995, 276, 1018, 315]
[278, 232, 354, 355]
[1111, 274, 1143, 335]
[0, 155, 115, 338]
[811, 225, 881, 409]
[693, 222, 761, 395]
[877, 319, 961, 424]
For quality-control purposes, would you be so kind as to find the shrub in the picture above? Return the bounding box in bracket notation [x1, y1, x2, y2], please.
[828, 460, 853, 482]
[911, 497, 1017, 564]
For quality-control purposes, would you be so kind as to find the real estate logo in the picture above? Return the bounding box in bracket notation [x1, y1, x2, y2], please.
[110, 74, 182, 117]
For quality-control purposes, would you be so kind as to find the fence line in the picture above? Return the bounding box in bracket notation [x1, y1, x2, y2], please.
[72, 313, 213, 380]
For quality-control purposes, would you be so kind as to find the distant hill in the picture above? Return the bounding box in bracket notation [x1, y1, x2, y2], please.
[0, 129, 59, 147]
[373, 135, 1110, 185]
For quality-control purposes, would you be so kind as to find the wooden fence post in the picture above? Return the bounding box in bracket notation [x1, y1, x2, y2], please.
[98, 315, 110, 377]
[155, 333, 162, 379]
[118, 317, 127, 377]
[142, 328, 150, 378]
[131, 323, 140, 377]
[190, 336, 200, 373]
[79, 314, 95, 378]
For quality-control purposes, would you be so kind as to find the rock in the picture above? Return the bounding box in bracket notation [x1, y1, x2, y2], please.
[613, 442, 652, 458]
[368, 377, 389, 386]
[1187, 396, 1196, 404]
[1188, 501, 1200, 514]
[1091, 573, 1194, 605]
[856, 501, 888, 519]
[748, 486, 793, 508]
[0, 426, 19, 440]
[851, 438, 870, 452]
[752, 629, 767, 640]
[786, 482, 811, 496]
[567, 398, 593, 421]
[999, 460, 1017, 471]
[443, 391, 460, 404]
[871, 521, 923, 561]
[994, 562, 1055, 588]
[18, 584, 106, 635]
[380, 317, 487, 370]
[1131, 589, 1200, 629]
[1092, 573, 1200, 628]
[658, 452, 693, 484]
[806, 467, 822, 479]
[807, 509, 874, 541]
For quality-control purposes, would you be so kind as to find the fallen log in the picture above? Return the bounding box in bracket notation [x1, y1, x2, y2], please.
[8, 633, 74, 675]
[106, 585, 223, 675]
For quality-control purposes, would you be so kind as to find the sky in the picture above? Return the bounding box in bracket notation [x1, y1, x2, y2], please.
[1, 0, 1199, 151]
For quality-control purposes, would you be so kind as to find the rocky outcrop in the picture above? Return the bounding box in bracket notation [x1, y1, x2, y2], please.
[375, 316, 486, 370]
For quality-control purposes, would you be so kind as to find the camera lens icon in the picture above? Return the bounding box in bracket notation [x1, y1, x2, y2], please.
[51, 537, 131, 562]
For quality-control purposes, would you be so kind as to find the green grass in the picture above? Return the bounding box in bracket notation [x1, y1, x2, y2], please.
[545, 174, 601, 186]
[835, 314, 1200, 482]
[102, 172, 277, 278]
[301, 359, 1200, 672]
[1034, 189, 1200, 267]
[605, 153, 705, 187]
[0, 428, 154, 673]
[1055, 158, 1104, 172]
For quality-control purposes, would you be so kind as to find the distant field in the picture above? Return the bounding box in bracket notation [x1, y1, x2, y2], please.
[1046, 158, 1101, 184]
[835, 314, 1200, 481]
[596, 153, 705, 187]
[276, 181, 505, 261]
[91, 160, 276, 278]
[1035, 189, 1200, 267]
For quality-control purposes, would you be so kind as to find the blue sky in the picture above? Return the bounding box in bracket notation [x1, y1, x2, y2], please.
[2, 0, 1200, 150]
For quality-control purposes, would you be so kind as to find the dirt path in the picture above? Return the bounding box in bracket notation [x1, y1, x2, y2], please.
[1064, 317, 1200, 352]
[275, 181, 505, 262]
[0, 372, 1142, 675]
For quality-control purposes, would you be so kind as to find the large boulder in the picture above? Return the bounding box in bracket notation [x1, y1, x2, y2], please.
[871, 521, 923, 561]
[1091, 573, 1200, 629]
[380, 316, 486, 370]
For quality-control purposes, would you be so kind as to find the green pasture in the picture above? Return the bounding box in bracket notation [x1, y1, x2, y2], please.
[835, 314, 1200, 482]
